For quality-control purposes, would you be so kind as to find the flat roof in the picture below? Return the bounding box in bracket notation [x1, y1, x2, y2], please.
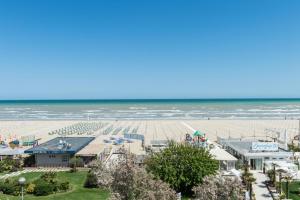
[25, 137, 94, 154]
[220, 139, 293, 157]
[76, 143, 105, 156]
[210, 146, 237, 161]
[0, 148, 24, 156]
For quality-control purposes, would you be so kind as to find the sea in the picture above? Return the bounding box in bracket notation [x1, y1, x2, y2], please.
[0, 99, 300, 120]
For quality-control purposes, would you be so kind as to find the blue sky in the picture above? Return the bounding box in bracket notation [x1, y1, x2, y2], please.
[0, 0, 300, 99]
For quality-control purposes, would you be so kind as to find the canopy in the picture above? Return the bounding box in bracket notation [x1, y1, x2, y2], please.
[193, 130, 204, 137]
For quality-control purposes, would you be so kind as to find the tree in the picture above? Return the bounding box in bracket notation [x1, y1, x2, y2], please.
[276, 169, 286, 194]
[192, 175, 244, 200]
[267, 169, 275, 186]
[241, 164, 256, 200]
[89, 159, 113, 187]
[110, 151, 176, 200]
[84, 171, 98, 188]
[283, 174, 293, 199]
[145, 142, 219, 195]
[69, 157, 83, 172]
[90, 149, 177, 200]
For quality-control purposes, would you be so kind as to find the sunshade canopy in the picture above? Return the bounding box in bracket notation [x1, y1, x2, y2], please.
[193, 130, 204, 137]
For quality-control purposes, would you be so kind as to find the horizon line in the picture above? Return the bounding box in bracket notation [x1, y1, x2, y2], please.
[1, 97, 300, 101]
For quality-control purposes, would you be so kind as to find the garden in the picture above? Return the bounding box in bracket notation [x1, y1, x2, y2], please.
[281, 181, 300, 200]
[0, 171, 110, 200]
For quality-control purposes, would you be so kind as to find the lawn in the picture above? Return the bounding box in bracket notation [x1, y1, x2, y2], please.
[282, 181, 300, 200]
[0, 171, 110, 200]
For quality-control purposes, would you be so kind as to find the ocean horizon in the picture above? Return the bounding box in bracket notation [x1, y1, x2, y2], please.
[0, 98, 300, 120]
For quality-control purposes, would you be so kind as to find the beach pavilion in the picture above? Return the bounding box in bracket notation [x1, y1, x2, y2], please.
[218, 137, 293, 170]
[25, 137, 94, 167]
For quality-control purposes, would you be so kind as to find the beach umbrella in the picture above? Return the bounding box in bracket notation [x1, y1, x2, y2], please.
[193, 130, 204, 137]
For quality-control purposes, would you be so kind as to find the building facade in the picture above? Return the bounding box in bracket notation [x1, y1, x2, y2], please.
[218, 137, 293, 170]
[25, 137, 94, 167]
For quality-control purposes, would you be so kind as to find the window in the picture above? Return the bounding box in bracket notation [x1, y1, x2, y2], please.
[62, 155, 69, 162]
[49, 154, 56, 158]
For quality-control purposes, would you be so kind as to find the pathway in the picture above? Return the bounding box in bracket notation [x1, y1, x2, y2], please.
[0, 167, 69, 179]
[251, 170, 273, 200]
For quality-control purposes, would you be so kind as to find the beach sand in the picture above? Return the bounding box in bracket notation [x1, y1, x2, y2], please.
[0, 120, 299, 144]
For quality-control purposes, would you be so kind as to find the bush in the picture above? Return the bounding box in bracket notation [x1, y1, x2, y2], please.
[26, 183, 36, 194]
[193, 176, 244, 200]
[84, 171, 98, 188]
[70, 157, 84, 172]
[41, 172, 57, 183]
[34, 180, 54, 196]
[24, 155, 35, 167]
[59, 181, 70, 191]
[0, 158, 22, 173]
[0, 179, 20, 196]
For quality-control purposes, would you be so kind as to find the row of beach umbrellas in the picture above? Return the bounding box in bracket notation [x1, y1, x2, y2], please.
[48, 122, 107, 136]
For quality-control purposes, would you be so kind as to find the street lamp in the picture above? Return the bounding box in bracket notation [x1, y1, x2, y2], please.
[18, 177, 26, 200]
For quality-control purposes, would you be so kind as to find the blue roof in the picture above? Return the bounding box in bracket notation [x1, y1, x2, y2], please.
[25, 137, 94, 154]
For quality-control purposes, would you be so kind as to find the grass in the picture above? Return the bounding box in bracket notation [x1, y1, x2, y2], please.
[281, 181, 300, 200]
[0, 171, 110, 200]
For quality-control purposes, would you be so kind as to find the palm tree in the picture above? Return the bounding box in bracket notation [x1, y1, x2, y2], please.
[247, 175, 256, 200]
[242, 164, 256, 200]
[276, 168, 286, 194]
[283, 174, 293, 199]
[272, 163, 276, 186]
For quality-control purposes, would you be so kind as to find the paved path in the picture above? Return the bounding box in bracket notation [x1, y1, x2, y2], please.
[0, 168, 70, 179]
[251, 170, 273, 200]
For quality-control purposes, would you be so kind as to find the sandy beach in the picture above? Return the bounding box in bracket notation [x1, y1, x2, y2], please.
[0, 120, 299, 146]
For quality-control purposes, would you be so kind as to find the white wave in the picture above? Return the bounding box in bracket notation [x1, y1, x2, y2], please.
[1, 111, 19, 113]
[129, 107, 148, 110]
[161, 113, 178, 117]
[83, 110, 103, 113]
[3, 107, 31, 110]
[30, 110, 49, 113]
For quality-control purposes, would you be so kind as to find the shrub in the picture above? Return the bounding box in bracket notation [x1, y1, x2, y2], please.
[84, 171, 98, 188]
[59, 181, 70, 191]
[0, 158, 22, 173]
[52, 180, 59, 193]
[34, 180, 54, 196]
[193, 176, 244, 200]
[26, 183, 36, 194]
[24, 155, 35, 167]
[0, 179, 20, 196]
[41, 172, 57, 183]
[10, 166, 19, 172]
[69, 157, 84, 172]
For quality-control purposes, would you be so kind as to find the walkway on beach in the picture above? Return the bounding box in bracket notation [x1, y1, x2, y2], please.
[252, 170, 273, 200]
